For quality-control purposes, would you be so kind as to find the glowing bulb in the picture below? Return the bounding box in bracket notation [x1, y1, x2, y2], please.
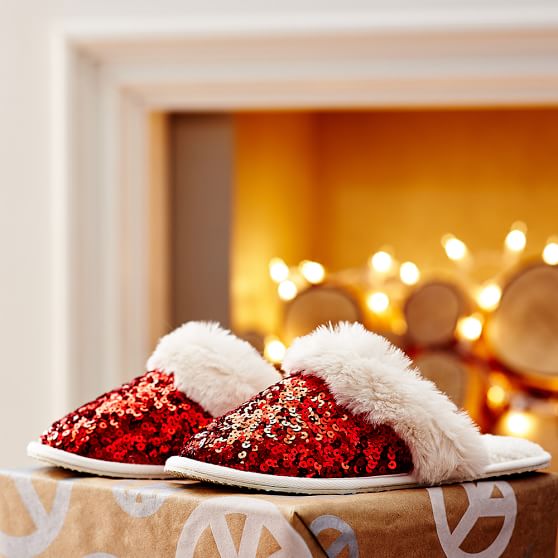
[277, 280, 298, 301]
[504, 411, 533, 437]
[391, 316, 408, 335]
[442, 235, 467, 261]
[543, 240, 558, 265]
[477, 283, 502, 311]
[366, 291, 390, 314]
[370, 251, 393, 273]
[300, 260, 325, 284]
[505, 222, 527, 252]
[264, 338, 286, 364]
[457, 314, 483, 341]
[487, 385, 507, 408]
[399, 261, 420, 285]
[269, 258, 289, 283]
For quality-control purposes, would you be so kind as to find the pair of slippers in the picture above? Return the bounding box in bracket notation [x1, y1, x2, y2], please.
[28, 322, 550, 495]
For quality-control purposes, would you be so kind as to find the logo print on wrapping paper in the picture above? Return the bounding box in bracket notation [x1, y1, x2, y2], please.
[309, 514, 359, 558]
[0, 472, 73, 558]
[112, 480, 182, 518]
[175, 496, 312, 558]
[427, 481, 517, 558]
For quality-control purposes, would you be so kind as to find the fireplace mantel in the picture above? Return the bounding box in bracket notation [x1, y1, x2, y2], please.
[49, 11, 558, 415]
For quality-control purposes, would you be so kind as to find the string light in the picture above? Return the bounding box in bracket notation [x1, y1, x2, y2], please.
[543, 238, 558, 265]
[269, 258, 289, 283]
[442, 234, 467, 261]
[399, 261, 420, 285]
[487, 385, 507, 408]
[299, 260, 325, 284]
[366, 291, 390, 314]
[487, 372, 511, 410]
[477, 283, 502, 311]
[277, 280, 298, 301]
[504, 411, 533, 437]
[370, 251, 393, 273]
[269, 226, 553, 453]
[504, 222, 527, 252]
[391, 316, 408, 335]
[456, 314, 483, 341]
[264, 337, 286, 364]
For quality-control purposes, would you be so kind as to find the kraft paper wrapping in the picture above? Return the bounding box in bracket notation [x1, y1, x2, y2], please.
[0, 468, 556, 557]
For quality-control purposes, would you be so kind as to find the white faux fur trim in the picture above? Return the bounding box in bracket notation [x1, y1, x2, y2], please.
[282, 322, 490, 484]
[147, 322, 281, 417]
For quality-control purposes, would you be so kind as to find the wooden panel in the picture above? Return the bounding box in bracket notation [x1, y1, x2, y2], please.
[148, 112, 171, 346]
[315, 108, 558, 275]
[169, 114, 233, 328]
[231, 112, 317, 334]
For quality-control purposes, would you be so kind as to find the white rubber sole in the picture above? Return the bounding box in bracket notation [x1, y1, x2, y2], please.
[164, 452, 552, 495]
[27, 441, 170, 479]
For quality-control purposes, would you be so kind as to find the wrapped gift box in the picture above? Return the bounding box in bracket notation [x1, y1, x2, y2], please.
[0, 467, 556, 557]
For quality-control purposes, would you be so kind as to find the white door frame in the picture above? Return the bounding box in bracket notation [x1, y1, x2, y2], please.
[49, 10, 558, 413]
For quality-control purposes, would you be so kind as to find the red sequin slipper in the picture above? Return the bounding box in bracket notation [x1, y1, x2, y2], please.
[165, 322, 551, 494]
[27, 322, 280, 478]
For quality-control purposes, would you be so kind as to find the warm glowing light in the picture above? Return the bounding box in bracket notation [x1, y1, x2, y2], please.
[264, 338, 286, 364]
[366, 291, 390, 314]
[487, 371, 511, 409]
[370, 251, 393, 273]
[457, 314, 483, 341]
[399, 261, 420, 285]
[543, 239, 558, 265]
[278, 280, 298, 301]
[300, 260, 325, 284]
[269, 258, 289, 283]
[505, 222, 527, 252]
[487, 385, 507, 408]
[477, 283, 502, 311]
[442, 235, 467, 261]
[391, 316, 408, 335]
[504, 411, 533, 437]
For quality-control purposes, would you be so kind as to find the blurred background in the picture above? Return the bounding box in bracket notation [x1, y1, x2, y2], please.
[1, 1, 557, 469]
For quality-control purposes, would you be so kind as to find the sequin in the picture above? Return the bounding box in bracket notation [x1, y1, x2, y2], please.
[182, 373, 413, 478]
[41, 371, 212, 465]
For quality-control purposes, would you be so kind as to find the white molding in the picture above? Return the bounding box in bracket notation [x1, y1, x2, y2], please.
[119, 91, 150, 384]
[50, 29, 72, 417]
[50, 13, 558, 413]
[77, 16, 558, 108]
[50, 33, 150, 412]
[59, 9, 558, 41]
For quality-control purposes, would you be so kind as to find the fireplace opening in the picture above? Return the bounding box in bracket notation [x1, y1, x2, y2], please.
[148, 107, 558, 467]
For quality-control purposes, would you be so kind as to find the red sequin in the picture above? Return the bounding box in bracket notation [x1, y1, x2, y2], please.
[182, 373, 413, 478]
[41, 371, 212, 464]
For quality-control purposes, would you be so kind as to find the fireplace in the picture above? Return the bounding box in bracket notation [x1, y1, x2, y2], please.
[150, 107, 558, 467]
[51, 16, 558, 469]
[157, 108, 558, 331]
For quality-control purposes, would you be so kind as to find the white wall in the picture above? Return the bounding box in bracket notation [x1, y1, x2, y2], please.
[0, 0, 556, 467]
